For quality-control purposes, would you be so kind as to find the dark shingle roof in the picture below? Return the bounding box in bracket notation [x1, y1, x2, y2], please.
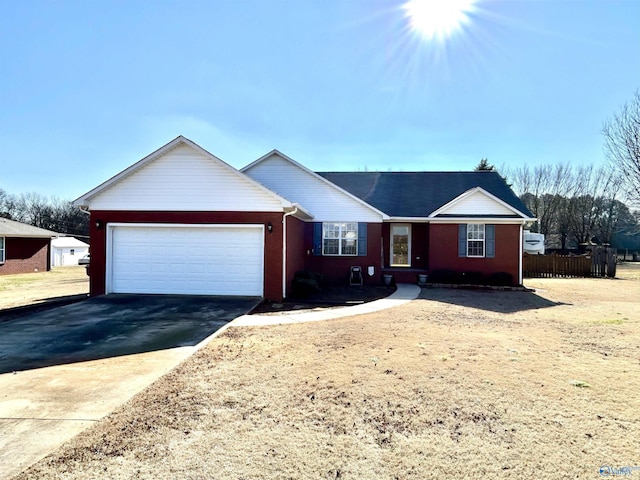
[317, 171, 533, 218]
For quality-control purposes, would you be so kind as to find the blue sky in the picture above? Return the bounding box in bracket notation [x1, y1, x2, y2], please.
[2, 0, 639, 200]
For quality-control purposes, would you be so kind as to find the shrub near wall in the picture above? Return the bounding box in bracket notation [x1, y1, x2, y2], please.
[427, 270, 514, 287]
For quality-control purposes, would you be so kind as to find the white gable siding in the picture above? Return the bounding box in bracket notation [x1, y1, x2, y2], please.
[88, 145, 285, 212]
[441, 190, 516, 216]
[245, 154, 382, 222]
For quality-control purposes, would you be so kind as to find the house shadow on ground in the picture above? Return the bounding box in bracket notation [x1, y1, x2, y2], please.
[251, 285, 396, 314]
[417, 286, 569, 314]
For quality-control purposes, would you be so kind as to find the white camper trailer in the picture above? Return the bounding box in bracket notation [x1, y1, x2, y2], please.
[523, 230, 545, 255]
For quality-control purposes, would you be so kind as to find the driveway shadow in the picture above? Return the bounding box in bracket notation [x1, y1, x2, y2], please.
[0, 294, 261, 374]
[418, 287, 568, 314]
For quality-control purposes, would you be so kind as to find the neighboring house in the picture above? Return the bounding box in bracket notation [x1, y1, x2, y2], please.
[72, 136, 535, 300]
[51, 237, 90, 266]
[0, 218, 58, 275]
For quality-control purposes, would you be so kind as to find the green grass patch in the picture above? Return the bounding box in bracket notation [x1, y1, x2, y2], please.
[0, 275, 44, 290]
[591, 318, 624, 325]
[569, 380, 591, 388]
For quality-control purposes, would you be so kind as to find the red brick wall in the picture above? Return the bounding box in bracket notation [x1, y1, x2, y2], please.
[0, 237, 51, 275]
[304, 223, 383, 286]
[285, 216, 307, 296]
[89, 211, 284, 300]
[429, 223, 521, 285]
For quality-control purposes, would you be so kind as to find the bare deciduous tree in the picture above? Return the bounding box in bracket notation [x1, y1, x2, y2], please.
[603, 90, 640, 206]
[500, 162, 630, 250]
[563, 165, 622, 245]
[0, 189, 9, 218]
[501, 163, 572, 237]
[0, 189, 89, 237]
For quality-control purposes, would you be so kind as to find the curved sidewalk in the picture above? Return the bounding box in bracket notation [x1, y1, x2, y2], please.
[232, 283, 421, 327]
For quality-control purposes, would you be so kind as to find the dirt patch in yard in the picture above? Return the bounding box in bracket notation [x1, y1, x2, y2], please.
[15, 263, 640, 479]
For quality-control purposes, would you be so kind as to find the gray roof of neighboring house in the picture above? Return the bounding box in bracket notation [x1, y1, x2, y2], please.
[317, 171, 534, 218]
[0, 217, 59, 238]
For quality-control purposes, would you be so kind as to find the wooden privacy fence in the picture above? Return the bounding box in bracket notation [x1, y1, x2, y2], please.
[524, 254, 591, 278]
[524, 247, 617, 278]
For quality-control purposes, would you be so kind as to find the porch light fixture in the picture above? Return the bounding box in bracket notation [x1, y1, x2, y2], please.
[267, 222, 273, 233]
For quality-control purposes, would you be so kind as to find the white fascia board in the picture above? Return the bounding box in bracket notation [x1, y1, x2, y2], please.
[385, 217, 431, 223]
[288, 203, 314, 221]
[240, 149, 281, 172]
[429, 186, 534, 220]
[429, 217, 531, 225]
[385, 216, 532, 224]
[72, 136, 187, 207]
[73, 137, 294, 210]
[385, 216, 535, 224]
[242, 149, 389, 220]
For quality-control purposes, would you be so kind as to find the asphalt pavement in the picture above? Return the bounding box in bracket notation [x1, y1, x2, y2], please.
[0, 294, 261, 374]
[0, 294, 261, 479]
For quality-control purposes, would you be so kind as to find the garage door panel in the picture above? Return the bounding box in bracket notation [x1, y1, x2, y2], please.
[110, 225, 264, 296]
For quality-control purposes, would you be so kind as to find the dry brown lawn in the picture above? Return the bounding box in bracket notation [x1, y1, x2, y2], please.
[0, 267, 88, 310]
[15, 264, 640, 479]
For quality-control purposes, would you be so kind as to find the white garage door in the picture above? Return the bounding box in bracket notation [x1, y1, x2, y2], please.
[108, 224, 264, 296]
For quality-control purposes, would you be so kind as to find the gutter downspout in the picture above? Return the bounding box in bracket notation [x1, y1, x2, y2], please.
[519, 223, 524, 285]
[282, 206, 298, 300]
[79, 205, 92, 288]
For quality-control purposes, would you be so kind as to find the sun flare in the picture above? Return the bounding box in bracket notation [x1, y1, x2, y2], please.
[403, 0, 477, 42]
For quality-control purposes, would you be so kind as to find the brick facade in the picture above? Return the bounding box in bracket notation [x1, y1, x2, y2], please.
[0, 237, 51, 275]
[89, 210, 285, 301]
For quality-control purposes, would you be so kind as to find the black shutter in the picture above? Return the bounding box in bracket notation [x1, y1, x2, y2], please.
[313, 223, 322, 256]
[485, 225, 495, 258]
[357, 223, 367, 256]
[458, 224, 467, 257]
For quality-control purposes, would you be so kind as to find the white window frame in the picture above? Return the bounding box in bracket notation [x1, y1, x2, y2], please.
[322, 222, 358, 256]
[467, 223, 485, 257]
[390, 223, 411, 267]
[0, 236, 4, 263]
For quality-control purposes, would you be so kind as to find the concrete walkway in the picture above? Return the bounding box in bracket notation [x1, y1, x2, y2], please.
[233, 284, 421, 326]
[0, 347, 197, 480]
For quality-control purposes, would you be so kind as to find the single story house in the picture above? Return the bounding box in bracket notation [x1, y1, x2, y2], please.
[51, 237, 90, 266]
[73, 136, 534, 300]
[0, 217, 58, 275]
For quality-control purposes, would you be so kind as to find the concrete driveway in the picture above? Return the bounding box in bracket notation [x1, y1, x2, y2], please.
[0, 294, 260, 479]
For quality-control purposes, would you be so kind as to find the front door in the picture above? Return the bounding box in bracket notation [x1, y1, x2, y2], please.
[390, 224, 411, 267]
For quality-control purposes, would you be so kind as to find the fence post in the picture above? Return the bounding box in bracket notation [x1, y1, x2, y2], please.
[606, 246, 617, 278]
